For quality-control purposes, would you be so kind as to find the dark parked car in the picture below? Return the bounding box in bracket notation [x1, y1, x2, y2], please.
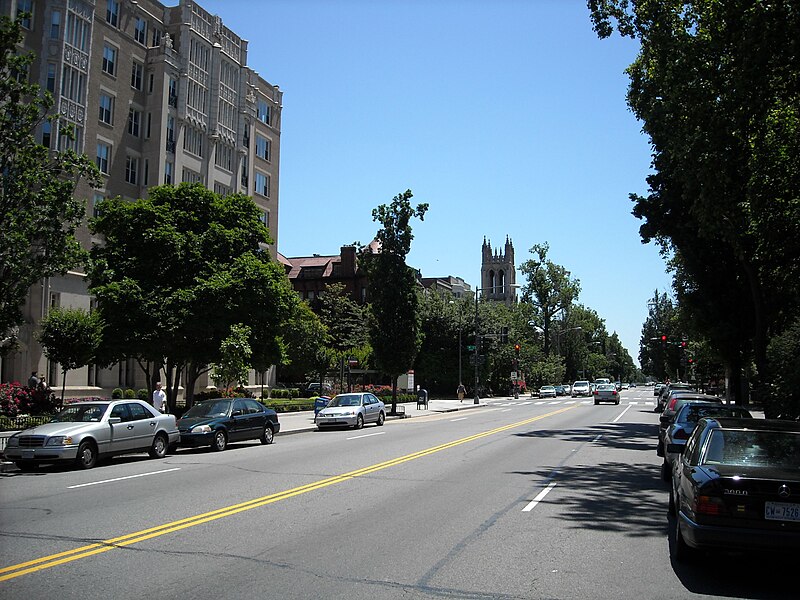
[4, 400, 179, 470]
[668, 418, 800, 562]
[657, 394, 724, 455]
[177, 398, 280, 452]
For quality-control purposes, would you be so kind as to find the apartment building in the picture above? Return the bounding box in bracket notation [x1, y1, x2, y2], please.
[1, 0, 282, 395]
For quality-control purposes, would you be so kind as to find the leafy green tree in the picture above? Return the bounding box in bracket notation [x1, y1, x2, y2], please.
[0, 15, 100, 343]
[414, 290, 465, 394]
[36, 307, 103, 403]
[520, 243, 580, 357]
[362, 190, 428, 412]
[211, 324, 253, 391]
[277, 296, 330, 391]
[89, 183, 295, 409]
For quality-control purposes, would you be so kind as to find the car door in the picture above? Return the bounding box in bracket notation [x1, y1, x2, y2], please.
[126, 402, 159, 451]
[229, 399, 251, 442]
[108, 402, 136, 452]
[244, 399, 267, 439]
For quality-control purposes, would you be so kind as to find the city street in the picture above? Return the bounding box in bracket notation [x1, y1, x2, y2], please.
[0, 388, 791, 599]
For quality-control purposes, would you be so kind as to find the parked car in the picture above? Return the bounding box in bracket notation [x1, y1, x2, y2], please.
[656, 382, 694, 412]
[654, 383, 665, 397]
[571, 381, 591, 397]
[304, 382, 333, 395]
[4, 400, 179, 470]
[553, 385, 566, 396]
[660, 403, 752, 481]
[177, 398, 280, 452]
[593, 383, 619, 405]
[315, 392, 386, 430]
[668, 418, 800, 562]
[657, 394, 724, 455]
[538, 385, 557, 398]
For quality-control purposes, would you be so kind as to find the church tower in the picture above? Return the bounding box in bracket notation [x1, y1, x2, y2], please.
[480, 236, 517, 305]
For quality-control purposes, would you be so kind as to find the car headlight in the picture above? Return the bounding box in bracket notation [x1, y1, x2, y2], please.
[190, 425, 212, 434]
[6, 436, 19, 448]
[46, 436, 73, 446]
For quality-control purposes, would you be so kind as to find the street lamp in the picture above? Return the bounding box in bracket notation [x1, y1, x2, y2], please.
[553, 326, 582, 357]
[472, 283, 521, 404]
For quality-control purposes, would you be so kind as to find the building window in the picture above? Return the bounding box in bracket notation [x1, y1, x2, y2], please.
[166, 115, 176, 153]
[106, 0, 119, 27]
[99, 93, 114, 124]
[46, 63, 56, 93]
[65, 12, 90, 51]
[164, 161, 173, 185]
[260, 210, 270, 228]
[146, 112, 151, 138]
[183, 126, 203, 157]
[127, 109, 141, 137]
[152, 28, 162, 47]
[255, 135, 271, 161]
[168, 78, 178, 107]
[131, 61, 143, 90]
[181, 168, 203, 184]
[125, 156, 139, 185]
[102, 45, 117, 76]
[50, 10, 61, 39]
[214, 144, 233, 171]
[214, 182, 232, 197]
[255, 172, 270, 197]
[17, 0, 33, 29]
[257, 100, 270, 125]
[42, 121, 52, 148]
[96, 142, 111, 174]
[143, 159, 149, 186]
[134, 17, 147, 45]
[60, 65, 86, 103]
[92, 194, 104, 218]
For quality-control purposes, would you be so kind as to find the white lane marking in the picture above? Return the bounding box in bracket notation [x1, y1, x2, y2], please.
[519, 401, 532, 405]
[549, 401, 560, 405]
[564, 401, 576, 405]
[450, 417, 468, 422]
[522, 482, 558, 512]
[501, 409, 513, 413]
[535, 401, 546, 405]
[581, 400, 592, 404]
[347, 431, 386, 440]
[612, 403, 633, 423]
[68, 468, 180, 489]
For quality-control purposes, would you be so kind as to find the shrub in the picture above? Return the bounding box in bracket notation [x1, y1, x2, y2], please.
[137, 388, 148, 401]
[111, 388, 123, 399]
[0, 382, 35, 417]
[123, 388, 136, 399]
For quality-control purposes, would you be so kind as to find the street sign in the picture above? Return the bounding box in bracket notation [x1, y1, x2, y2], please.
[467, 345, 476, 351]
[511, 371, 517, 380]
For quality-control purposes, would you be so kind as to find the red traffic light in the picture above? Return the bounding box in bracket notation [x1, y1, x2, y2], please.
[514, 344, 520, 352]
[681, 341, 687, 348]
[661, 335, 667, 341]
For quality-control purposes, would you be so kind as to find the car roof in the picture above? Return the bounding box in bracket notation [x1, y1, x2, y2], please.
[703, 417, 800, 432]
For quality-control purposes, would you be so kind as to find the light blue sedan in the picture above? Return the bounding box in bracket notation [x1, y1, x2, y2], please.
[315, 393, 386, 430]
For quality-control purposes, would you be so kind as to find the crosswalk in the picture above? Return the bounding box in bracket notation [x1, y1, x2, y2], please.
[486, 399, 655, 407]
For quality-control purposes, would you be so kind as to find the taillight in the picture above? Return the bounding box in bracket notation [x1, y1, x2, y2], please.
[612, 390, 617, 395]
[694, 495, 724, 516]
[673, 428, 689, 440]
[593, 390, 598, 395]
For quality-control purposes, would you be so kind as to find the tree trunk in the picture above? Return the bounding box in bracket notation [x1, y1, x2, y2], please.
[391, 378, 398, 415]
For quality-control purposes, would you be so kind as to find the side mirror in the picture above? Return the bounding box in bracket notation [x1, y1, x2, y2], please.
[108, 417, 121, 424]
[666, 443, 685, 454]
[232, 409, 243, 417]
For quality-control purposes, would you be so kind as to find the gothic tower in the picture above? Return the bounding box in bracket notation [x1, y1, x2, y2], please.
[480, 236, 517, 305]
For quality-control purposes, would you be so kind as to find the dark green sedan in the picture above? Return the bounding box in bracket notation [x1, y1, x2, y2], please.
[177, 398, 280, 452]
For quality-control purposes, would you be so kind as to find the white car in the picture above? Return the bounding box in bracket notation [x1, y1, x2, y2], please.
[315, 392, 386, 430]
[539, 386, 557, 398]
[571, 381, 591, 397]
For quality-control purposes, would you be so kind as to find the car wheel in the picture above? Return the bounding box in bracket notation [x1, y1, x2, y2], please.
[376, 411, 385, 426]
[661, 460, 671, 483]
[75, 440, 97, 469]
[354, 414, 364, 430]
[211, 430, 227, 452]
[260, 424, 274, 445]
[15, 461, 37, 472]
[672, 518, 695, 563]
[615, 399, 620, 405]
[148, 433, 168, 459]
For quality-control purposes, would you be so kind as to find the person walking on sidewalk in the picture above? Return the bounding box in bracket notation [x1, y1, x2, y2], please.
[152, 381, 167, 412]
[457, 382, 466, 402]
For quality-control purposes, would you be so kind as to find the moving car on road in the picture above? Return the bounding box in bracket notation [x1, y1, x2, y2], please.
[4, 400, 179, 470]
[539, 385, 557, 398]
[315, 392, 386, 430]
[593, 383, 619, 405]
[668, 418, 800, 562]
[571, 381, 591, 397]
[177, 398, 280, 452]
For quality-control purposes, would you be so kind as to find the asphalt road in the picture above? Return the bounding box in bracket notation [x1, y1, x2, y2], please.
[0, 388, 793, 599]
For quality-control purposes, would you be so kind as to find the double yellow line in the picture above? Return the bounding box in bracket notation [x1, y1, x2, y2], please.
[1, 405, 576, 582]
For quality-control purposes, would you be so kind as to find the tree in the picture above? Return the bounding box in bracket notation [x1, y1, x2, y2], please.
[89, 183, 295, 409]
[36, 307, 103, 403]
[414, 290, 465, 395]
[211, 324, 253, 391]
[362, 190, 428, 412]
[520, 243, 580, 357]
[589, 1, 800, 406]
[276, 297, 329, 393]
[0, 15, 100, 342]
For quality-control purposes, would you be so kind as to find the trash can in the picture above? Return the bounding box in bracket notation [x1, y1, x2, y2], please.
[314, 396, 331, 415]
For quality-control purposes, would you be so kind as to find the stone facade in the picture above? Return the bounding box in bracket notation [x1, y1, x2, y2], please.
[480, 237, 517, 305]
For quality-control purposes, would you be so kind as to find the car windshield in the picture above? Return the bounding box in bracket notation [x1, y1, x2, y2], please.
[51, 404, 109, 423]
[597, 384, 615, 391]
[183, 400, 232, 418]
[678, 405, 751, 424]
[702, 430, 800, 467]
[330, 395, 362, 407]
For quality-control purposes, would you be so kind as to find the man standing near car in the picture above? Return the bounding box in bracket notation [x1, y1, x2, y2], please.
[152, 381, 166, 412]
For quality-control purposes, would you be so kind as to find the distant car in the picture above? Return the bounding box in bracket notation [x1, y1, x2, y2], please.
[538, 386, 557, 398]
[656, 382, 694, 412]
[593, 383, 619, 405]
[660, 403, 752, 481]
[621, 383, 630, 390]
[553, 385, 566, 396]
[177, 398, 280, 452]
[571, 381, 591, 397]
[305, 382, 333, 395]
[562, 384, 572, 395]
[669, 418, 800, 562]
[315, 392, 386, 430]
[4, 400, 179, 470]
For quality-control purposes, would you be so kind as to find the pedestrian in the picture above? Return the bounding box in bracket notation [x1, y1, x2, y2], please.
[27, 370, 40, 389]
[152, 381, 166, 412]
[457, 382, 466, 402]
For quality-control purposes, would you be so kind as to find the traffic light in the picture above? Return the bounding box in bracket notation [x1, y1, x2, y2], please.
[661, 335, 667, 342]
[514, 343, 520, 353]
[681, 341, 687, 348]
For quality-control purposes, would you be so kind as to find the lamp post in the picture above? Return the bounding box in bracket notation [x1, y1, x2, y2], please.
[472, 283, 520, 404]
[554, 326, 582, 357]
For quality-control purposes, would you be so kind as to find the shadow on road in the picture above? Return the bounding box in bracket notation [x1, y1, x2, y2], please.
[514, 421, 659, 453]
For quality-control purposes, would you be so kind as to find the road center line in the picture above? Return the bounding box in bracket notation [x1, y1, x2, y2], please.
[612, 403, 633, 423]
[0, 404, 578, 583]
[346, 431, 386, 441]
[68, 468, 181, 489]
[450, 417, 468, 422]
[522, 482, 558, 512]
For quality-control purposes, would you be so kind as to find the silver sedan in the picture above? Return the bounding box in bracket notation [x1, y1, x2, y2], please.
[315, 392, 386, 430]
[4, 400, 179, 470]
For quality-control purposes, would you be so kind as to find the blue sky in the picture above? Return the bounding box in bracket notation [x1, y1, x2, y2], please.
[198, 0, 673, 364]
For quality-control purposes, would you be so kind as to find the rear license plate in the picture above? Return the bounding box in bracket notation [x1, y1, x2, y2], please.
[765, 501, 800, 522]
